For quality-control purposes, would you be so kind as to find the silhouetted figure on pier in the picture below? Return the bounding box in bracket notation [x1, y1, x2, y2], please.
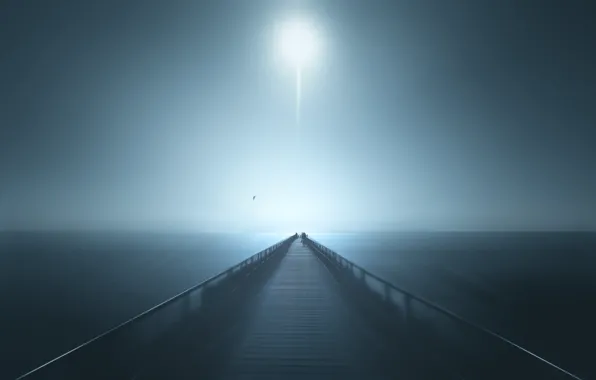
[300, 232, 308, 245]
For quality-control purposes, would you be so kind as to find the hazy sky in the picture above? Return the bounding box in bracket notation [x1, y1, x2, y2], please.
[1, 0, 595, 232]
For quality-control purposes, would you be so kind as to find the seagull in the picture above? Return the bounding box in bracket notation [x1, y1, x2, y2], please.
[253, 195, 256, 200]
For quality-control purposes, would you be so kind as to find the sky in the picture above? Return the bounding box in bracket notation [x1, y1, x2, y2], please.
[1, 0, 595, 232]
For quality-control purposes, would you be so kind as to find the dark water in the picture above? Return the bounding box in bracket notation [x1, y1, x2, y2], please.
[1, 231, 595, 379]
[311, 231, 596, 379]
[0, 231, 287, 379]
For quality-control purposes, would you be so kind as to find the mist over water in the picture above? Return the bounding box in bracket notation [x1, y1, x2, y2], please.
[311, 231, 596, 379]
[0, 231, 285, 379]
[2, 231, 595, 379]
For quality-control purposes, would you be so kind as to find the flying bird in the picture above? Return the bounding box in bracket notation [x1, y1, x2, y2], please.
[253, 195, 256, 200]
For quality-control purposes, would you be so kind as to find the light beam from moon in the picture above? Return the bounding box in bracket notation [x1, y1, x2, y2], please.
[274, 16, 322, 228]
[296, 68, 301, 126]
[276, 18, 320, 129]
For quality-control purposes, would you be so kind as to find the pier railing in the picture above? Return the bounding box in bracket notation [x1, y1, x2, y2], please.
[305, 236, 583, 380]
[17, 234, 297, 380]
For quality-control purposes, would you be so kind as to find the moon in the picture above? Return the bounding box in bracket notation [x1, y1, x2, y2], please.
[277, 19, 320, 70]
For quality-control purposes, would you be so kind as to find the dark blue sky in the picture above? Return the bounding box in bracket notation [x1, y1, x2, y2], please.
[1, 0, 595, 232]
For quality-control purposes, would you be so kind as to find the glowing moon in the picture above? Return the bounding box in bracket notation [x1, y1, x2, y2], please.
[277, 19, 320, 70]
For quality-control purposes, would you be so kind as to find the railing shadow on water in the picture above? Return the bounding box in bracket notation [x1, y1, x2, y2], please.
[16, 234, 298, 380]
[304, 237, 584, 380]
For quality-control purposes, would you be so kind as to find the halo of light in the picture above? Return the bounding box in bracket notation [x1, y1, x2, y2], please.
[276, 19, 320, 69]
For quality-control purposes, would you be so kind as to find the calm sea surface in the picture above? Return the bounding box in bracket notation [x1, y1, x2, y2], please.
[310, 231, 596, 379]
[1, 231, 594, 379]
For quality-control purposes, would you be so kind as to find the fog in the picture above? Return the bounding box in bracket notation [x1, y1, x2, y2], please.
[2, 0, 595, 232]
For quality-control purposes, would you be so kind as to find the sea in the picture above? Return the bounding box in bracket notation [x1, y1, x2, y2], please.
[1, 231, 594, 379]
